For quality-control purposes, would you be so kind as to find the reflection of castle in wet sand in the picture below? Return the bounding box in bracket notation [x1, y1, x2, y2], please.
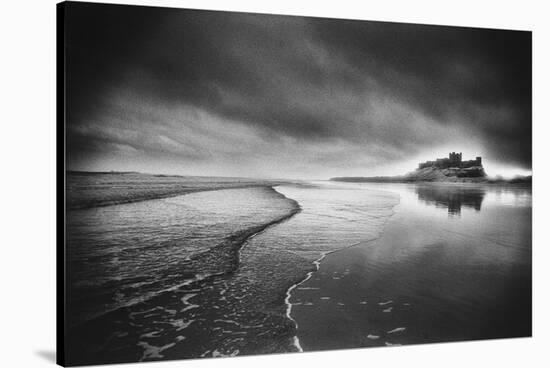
[415, 185, 486, 216]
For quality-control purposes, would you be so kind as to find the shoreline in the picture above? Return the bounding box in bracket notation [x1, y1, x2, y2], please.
[65, 180, 531, 364]
[289, 183, 531, 351]
[284, 250, 330, 352]
[66, 170, 294, 210]
[68, 186, 301, 330]
[283, 185, 401, 352]
[68, 184, 278, 210]
[329, 177, 532, 185]
[66, 185, 304, 365]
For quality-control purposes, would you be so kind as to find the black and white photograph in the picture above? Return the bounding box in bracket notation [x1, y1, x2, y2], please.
[55, 1, 536, 366]
[6, 0, 550, 367]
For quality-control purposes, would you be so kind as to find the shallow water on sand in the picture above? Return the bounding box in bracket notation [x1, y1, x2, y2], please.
[66, 185, 300, 364]
[290, 182, 532, 350]
[65, 181, 398, 365]
[65, 179, 531, 365]
[67, 186, 296, 327]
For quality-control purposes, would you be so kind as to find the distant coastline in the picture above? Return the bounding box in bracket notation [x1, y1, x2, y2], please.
[330, 173, 532, 185]
[66, 171, 291, 210]
[330, 152, 531, 185]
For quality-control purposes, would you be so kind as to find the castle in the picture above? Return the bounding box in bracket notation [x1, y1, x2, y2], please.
[418, 152, 482, 170]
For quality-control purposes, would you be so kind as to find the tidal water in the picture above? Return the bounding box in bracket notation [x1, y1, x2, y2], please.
[65, 174, 531, 365]
[290, 182, 532, 350]
[66, 179, 299, 364]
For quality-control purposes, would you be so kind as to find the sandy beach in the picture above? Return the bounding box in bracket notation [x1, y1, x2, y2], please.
[290, 183, 531, 350]
[64, 176, 531, 365]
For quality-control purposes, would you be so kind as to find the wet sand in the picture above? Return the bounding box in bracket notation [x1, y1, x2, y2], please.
[290, 183, 531, 350]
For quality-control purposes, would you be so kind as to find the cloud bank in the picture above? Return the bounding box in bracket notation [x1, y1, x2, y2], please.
[65, 3, 531, 178]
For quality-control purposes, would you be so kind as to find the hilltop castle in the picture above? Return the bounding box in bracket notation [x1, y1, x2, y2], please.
[418, 152, 482, 170]
[330, 151, 487, 182]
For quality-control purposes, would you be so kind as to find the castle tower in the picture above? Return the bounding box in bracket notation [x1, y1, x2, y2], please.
[448, 152, 462, 164]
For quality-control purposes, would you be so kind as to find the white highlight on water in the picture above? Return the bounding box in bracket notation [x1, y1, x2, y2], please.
[180, 293, 199, 313]
[385, 342, 402, 346]
[283, 239, 387, 351]
[284, 250, 332, 353]
[276, 184, 400, 354]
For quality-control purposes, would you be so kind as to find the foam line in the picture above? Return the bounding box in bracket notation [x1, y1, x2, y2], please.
[284, 250, 332, 352]
[276, 184, 401, 353]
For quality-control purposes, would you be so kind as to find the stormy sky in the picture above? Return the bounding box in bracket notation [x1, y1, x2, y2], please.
[64, 2, 532, 179]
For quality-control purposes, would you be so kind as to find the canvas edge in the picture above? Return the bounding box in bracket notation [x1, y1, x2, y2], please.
[56, 1, 67, 366]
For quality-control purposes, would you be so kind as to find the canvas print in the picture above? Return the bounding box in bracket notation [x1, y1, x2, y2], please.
[58, 1, 532, 366]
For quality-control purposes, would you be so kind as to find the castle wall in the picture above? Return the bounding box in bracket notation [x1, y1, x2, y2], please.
[418, 153, 482, 170]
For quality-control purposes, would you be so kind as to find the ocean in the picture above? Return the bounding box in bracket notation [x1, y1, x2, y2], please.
[64, 173, 531, 365]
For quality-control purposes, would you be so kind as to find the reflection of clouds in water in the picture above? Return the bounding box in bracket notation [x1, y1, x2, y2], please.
[415, 186, 486, 217]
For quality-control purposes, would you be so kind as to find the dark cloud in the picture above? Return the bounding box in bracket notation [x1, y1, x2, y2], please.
[64, 2, 531, 178]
